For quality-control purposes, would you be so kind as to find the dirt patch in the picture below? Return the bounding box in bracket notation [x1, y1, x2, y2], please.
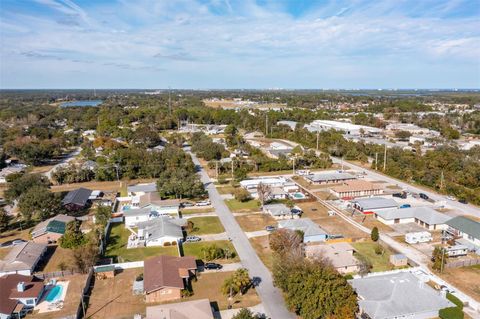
[249, 236, 274, 271]
[0, 227, 33, 242]
[235, 214, 277, 232]
[86, 268, 145, 319]
[351, 215, 395, 233]
[437, 265, 480, 302]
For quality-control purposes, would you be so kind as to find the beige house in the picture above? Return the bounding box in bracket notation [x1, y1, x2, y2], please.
[146, 298, 214, 319]
[305, 242, 360, 274]
[330, 180, 383, 199]
[144, 255, 197, 303]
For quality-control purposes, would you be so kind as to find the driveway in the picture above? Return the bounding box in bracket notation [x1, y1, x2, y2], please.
[245, 230, 269, 238]
[188, 150, 296, 319]
[199, 232, 229, 241]
[200, 262, 243, 273]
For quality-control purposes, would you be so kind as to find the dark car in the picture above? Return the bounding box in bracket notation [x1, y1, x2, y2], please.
[458, 199, 468, 204]
[205, 263, 223, 270]
[265, 225, 276, 232]
[393, 192, 407, 199]
[419, 193, 429, 200]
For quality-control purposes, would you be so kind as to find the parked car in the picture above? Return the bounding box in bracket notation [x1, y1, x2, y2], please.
[196, 200, 211, 206]
[12, 239, 27, 246]
[419, 193, 429, 200]
[205, 262, 223, 270]
[399, 204, 411, 209]
[458, 199, 468, 204]
[185, 236, 201, 242]
[393, 192, 407, 199]
[446, 195, 456, 201]
[265, 225, 276, 232]
[181, 202, 194, 207]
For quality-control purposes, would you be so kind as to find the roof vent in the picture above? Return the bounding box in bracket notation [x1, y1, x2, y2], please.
[17, 282, 25, 292]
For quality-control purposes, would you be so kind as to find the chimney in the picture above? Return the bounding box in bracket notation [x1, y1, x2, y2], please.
[17, 282, 25, 292]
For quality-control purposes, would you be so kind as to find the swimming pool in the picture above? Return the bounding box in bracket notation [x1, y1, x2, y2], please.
[45, 285, 63, 302]
[291, 192, 306, 199]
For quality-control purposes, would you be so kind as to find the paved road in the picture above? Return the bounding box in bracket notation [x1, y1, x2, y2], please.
[44, 147, 81, 180]
[188, 150, 295, 319]
[329, 156, 480, 218]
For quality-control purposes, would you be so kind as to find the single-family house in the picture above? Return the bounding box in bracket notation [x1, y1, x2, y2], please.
[31, 214, 76, 244]
[304, 172, 356, 185]
[263, 203, 297, 220]
[374, 207, 451, 230]
[61, 188, 92, 211]
[305, 243, 360, 274]
[127, 183, 157, 195]
[146, 298, 214, 319]
[124, 208, 153, 227]
[144, 255, 197, 303]
[445, 216, 480, 250]
[136, 217, 186, 247]
[0, 165, 25, 184]
[137, 192, 180, 216]
[278, 218, 328, 243]
[352, 197, 398, 214]
[349, 272, 454, 319]
[330, 180, 383, 199]
[0, 242, 47, 276]
[277, 120, 297, 131]
[270, 187, 288, 200]
[0, 274, 45, 319]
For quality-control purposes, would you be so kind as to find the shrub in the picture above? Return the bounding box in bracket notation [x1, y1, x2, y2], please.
[371, 227, 379, 242]
[234, 188, 252, 202]
[164, 242, 171, 246]
[446, 293, 464, 310]
[374, 244, 384, 255]
[439, 307, 464, 319]
[135, 273, 143, 281]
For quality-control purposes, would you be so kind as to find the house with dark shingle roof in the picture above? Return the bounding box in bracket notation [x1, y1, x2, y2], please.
[31, 214, 76, 244]
[144, 255, 197, 303]
[0, 274, 45, 319]
[61, 188, 92, 211]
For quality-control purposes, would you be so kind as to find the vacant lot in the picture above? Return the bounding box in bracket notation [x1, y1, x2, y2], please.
[352, 215, 395, 233]
[37, 246, 74, 273]
[352, 241, 398, 272]
[249, 235, 274, 271]
[225, 199, 261, 213]
[216, 185, 237, 195]
[438, 265, 480, 302]
[188, 216, 225, 235]
[185, 271, 261, 310]
[235, 214, 277, 232]
[85, 268, 145, 319]
[183, 241, 239, 263]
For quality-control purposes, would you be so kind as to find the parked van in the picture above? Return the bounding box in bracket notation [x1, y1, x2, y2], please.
[405, 231, 432, 244]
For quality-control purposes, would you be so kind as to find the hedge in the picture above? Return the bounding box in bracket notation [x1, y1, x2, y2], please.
[439, 307, 464, 319]
[446, 292, 464, 310]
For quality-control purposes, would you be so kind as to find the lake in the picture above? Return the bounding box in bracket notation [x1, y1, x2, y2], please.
[60, 100, 103, 107]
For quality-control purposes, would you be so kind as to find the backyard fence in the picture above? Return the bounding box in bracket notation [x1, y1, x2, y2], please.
[36, 270, 76, 280]
[76, 268, 94, 319]
[93, 261, 144, 270]
[99, 217, 123, 255]
[446, 258, 480, 269]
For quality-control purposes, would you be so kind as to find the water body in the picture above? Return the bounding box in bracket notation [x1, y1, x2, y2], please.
[60, 100, 103, 107]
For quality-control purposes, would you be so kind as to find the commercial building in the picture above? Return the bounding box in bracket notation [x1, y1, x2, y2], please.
[240, 177, 298, 198]
[352, 197, 398, 214]
[349, 272, 453, 319]
[304, 172, 356, 185]
[374, 207, 451, 231]
[305, 243, 360, 274]
[278, 218, 328, 243]
[305, 120, 383, 136]
[330, 180, 383, 199]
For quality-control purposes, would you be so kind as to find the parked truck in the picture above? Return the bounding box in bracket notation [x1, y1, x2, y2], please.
[405, 231, 432, 244]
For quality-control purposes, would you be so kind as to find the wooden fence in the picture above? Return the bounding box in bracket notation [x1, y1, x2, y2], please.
[36, 270, 76, 280]
[76, 267, 94, 319]
[446, 258, 480, 269]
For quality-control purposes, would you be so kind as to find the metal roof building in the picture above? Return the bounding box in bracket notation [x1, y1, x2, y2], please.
[352, 197, 398, 213]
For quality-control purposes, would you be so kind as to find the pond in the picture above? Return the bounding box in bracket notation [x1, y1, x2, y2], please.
[60, 100, 103, 107]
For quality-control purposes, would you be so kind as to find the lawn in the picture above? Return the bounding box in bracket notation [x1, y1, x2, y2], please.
[249, 235, 274, 271]
[225, 199, 261, 213]
[216, 185, 237, 195]
[105, 223, 178, 262]
[37, 246, 74, 273]
[352, 241, 397, 272]
[235, 214, 276, 232]
[185, 271, 261, 310]
[181, 208, 214, 215]
[182, 240, 239, 263]
[187, 217, 225, 235]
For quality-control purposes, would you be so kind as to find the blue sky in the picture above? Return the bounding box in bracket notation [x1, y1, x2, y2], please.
[0, 0, 479, 89]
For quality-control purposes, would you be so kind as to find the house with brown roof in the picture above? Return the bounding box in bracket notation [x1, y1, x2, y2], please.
[0, 242, 47, 276]
[144, 255, 197, 303]
[0, 274, 45, 319]
[305, 242, 360, 274]
[330, 180, 383, 199]
[146, 298, 214, 319]
[31, 214, 76, 244]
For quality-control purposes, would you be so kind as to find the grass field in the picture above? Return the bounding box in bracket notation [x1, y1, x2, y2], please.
[225, 199, 261, 212]
[187, 216, 225, 235]
[352, 241, 396, 272]
[181, 208, 214, 215]
[235, 214, 276, 232]
[183, 240, 239, 263]
[216, 185, 237, 195]
[249, 235, 274, 271]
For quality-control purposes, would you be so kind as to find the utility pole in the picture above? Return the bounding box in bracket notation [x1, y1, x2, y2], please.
[292, 156, 296, 175]
[316, 131, 319, 151]
[168, 87, 172, 115]
[231, 160, 234, 180]
[375, 152, 378, 170]
[265, 113, 268, 136]
[383, 144, 387, 171]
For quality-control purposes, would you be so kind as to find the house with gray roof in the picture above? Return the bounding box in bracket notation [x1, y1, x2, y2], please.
[352, 197, 398, 214]
[62, 187, 92, 211]
[0, 242, 47, 276]
[136, 217, 186, 247]
[374, 207, 451, 231]
[304, 172, 356, 184]
[445, 216, 480, 253]
[349, 272, 453, 319]
[263, 203, 297, 220]
[127, 182, 157, 195]
[278, 218, 328, 242]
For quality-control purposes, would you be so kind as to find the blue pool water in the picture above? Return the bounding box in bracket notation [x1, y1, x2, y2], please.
[60, 100, 103, 107]
[123, 205, 131, 211]
[46, 285, 63, 302]
[292, 192, 305, 199]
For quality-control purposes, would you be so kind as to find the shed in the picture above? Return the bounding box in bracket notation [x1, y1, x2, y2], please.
[94, 265, 115, 279]
[389, 254, 408, 267]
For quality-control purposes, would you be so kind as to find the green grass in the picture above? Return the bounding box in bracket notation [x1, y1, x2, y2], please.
[352, 241, 396, 272]
[225, 199, 261, 212]
[181, 208, 214, 215]
[105, 223, 178, 262]
[188, 216, 225, 235]
[182, 240, 239, 263]
[216, 185, 237, 195]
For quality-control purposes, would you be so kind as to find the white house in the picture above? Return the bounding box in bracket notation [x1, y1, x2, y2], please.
[136, 217, 186, 247]
[124, 208, 155, 227]
[445, 216, 480, 253]
[374, 207, 451, 231]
